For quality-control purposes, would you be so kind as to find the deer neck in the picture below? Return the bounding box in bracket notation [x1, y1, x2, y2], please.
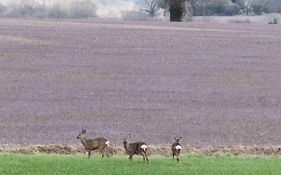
[123, 142, 128, 151]
[79, 137, 88, 147]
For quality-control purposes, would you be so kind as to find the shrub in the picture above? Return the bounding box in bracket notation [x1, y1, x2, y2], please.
[32, 5, 49, 18]
[206, 0, 241, 16]
[251, 2, 265, 15]
[0, 3, 7, 16]
[207, 0, 227, 15]
[47, 4, 67, 19]
[122, 10, 150, 21]
[68, 0, 97, 19]
[228, 18, 251, 23]
[223, 4, 241, 16]
[9, 4, 36, 18]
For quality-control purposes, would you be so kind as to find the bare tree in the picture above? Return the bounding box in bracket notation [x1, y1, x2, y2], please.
[156, 0, 169, 16]
[265, 0, 281, 13]
[143, 0, 159, 17]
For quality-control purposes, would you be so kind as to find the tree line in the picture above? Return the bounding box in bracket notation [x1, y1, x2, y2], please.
[0, 0, 97, 19]
[0, 0, 280, 21]
[144, 0, 281, 21]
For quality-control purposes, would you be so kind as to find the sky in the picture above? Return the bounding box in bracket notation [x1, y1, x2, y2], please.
[0, 0, 143, 18]
[93, 0, 140, 17]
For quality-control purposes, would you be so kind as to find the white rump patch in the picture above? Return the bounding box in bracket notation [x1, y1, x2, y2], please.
[141, 144, 148, 150]
[175, 145, 182, 150]
[105, 141, 109, 146]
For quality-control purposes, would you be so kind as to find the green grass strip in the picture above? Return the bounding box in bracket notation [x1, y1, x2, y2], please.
[0, 153, 281, 175]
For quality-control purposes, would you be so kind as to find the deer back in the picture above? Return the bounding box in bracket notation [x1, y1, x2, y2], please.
[85, 137, 108, 150]
[126, 142, 147, 154]
[171, 137, 182, 152]
[171, 142, 181, 151]
[171, 142, 182, 152]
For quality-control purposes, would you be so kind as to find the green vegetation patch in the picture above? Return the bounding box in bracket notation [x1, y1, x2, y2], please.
[0, 153, 281, 175]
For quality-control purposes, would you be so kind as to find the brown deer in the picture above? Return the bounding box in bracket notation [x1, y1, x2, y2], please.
[76, 129, 109, 158]
[171, 137, 182, 163]
[122, 134, 149, 164]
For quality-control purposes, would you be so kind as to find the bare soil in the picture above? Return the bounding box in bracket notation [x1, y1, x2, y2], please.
[1, 144, 281, 156]
[1, 19, 281, 147]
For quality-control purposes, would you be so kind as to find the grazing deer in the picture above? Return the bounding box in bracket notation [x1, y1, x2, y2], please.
[76, 129, 109, 158]
[171, 137, 182, 163]
[122, 134, 149, 164]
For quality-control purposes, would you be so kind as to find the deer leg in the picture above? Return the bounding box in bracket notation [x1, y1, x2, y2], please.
[144, 151, 149, 164]
[106, 152, 110, 158]
[106, 149, 112, 158]
[129, 153, 133, 162]
[176, 151, 180, 164]
[99, 147, 105, 158]
[105, 151, 109, 158]
[141, 151, 149, 164]
[88, 151, 91, 159]
[141, 152, 146, 162]
[110, 149, 115, 157]
[101, 150, 104, 158]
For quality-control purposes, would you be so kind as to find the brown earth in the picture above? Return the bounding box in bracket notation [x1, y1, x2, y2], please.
[1, 144, 281, 156]
[0, 19, 281, 147]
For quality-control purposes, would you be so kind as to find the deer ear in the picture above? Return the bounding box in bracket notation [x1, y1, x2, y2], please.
[120, 133, 125, 140]
[127, 134, 131, 139]
[82, 129, 86, 133]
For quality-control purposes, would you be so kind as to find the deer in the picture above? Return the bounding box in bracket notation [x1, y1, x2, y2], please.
[76, 129, 109, 158]
[171, 136, 182, 164]
[122, 134, 149, 164]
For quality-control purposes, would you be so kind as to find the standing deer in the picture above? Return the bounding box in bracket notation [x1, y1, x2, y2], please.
[76, 129, 109, 158]
[171, 137, 182, 163]
[122, 134, 149, 164]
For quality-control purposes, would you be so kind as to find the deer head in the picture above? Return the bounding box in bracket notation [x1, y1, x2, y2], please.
[122, 134, 131, 145]
[77, 129, 87, 139]
[175, 136, 182, 143]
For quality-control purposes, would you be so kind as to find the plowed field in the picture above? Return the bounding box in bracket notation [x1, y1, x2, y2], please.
[1, 19, 281, 147]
